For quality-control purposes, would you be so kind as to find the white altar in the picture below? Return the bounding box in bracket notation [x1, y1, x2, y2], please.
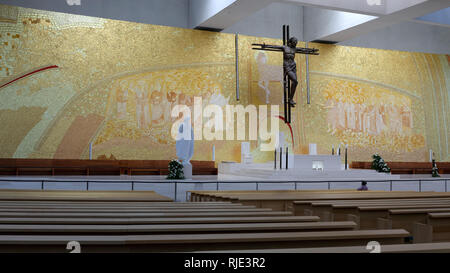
[221, 140, 400, 181]
[294, 155, 341, 171]
[219, 153, 400, 180]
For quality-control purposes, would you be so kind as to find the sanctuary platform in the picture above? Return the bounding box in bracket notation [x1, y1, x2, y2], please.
[219, 154, 401, 180]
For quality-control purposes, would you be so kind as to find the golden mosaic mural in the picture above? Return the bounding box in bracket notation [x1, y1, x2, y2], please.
[0, 4, 448, 164]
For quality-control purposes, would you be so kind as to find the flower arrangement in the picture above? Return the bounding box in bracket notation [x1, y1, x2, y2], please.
[167, 159, 185, 180]
[432, 159, 440, 178]
[371, 154, 391, 173]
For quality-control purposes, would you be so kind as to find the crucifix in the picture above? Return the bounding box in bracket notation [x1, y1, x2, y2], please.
[252, 25, 319, 124]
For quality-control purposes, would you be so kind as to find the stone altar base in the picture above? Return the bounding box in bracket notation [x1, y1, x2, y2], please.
[219, 155, 400, 180]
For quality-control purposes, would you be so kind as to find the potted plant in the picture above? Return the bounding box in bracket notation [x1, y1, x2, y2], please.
[371, 154, 391, 173]
[432, 159, 440, 178]
[167, 159, 185, 180]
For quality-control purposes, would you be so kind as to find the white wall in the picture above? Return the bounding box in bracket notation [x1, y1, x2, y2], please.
[0, 0, 189, 28]
[416, 7, 450, 26]
[303, 6, 377, 42]
[339, 20, 450, 54]
[188, 0, 237, 29]
[0, 0, 448, 54]
[223, 2, 303, 40]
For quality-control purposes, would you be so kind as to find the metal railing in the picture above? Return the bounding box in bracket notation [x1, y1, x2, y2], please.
[0, 178, 448, 202]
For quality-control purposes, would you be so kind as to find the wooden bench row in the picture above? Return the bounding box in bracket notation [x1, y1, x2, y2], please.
[351, 161, 450, 174]
[293, 198, 450, 228]
[0, 158, 217, 176]
[379, 211, 450, 243]
[0, 189, 412, 253]
[0, 230, 409, 253]
[199, 242, 450, 253]
[189, 190, 364, 203]
[291, 197, 450, 243]
[189, 190, 449, 212]
[0, 189, 173, 202]
[0, 221, 358, 235]
[0, 216, 320, 225]
[190, 190, 450, 246]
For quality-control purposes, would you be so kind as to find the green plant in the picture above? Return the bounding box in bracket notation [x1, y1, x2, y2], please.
[167, 159, 185, 180]
[432, 166, 440, 177]
[432, 160, 440, 177]
[371, 154, 391, 173]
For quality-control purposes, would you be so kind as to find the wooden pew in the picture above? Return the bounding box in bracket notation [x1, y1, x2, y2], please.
[422, 212, 450, 242]
[0, 229, 409, 252]
[0, 207, 274, 213]
[294, 198, 450, 218]
[357, 204, 450, 230]
[0, 215, 321, 225]
[0, 190, 173, 202]
[308, 201, 450, 229]
[193, 191, 450, 212]
[0, 204, 249, 209]
[0, 190, 418, 252]
[0, 158, 218, 176]
[291, 192, 450, 213]
[202, 242, 450, 253]
[0, 211, 294, 218]
[309, 200, 450, 223]
[189, 190, 391, 202]
[0, 201, 238, 208]
[0, 221, 357, 235]
[296, 198, 450, 220]
[350, 161, 450, 174]
[388, 208, 450, 234]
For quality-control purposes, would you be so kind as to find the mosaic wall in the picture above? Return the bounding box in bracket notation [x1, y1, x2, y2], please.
[0, 4, 448, 163]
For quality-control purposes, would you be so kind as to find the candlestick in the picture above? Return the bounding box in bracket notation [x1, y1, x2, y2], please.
[280, 147, 283, 170]
[286, 146, 289, 170]
[345, 144, 348, 170]
[274, 149, 277, 170]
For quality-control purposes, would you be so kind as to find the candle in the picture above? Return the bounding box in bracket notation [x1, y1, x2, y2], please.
[212, 145, 215, 161]
[274, 149, 277, 170]
[89, 142, 93, 160]
[345, 144, 348, 170]
[286, 146, 289, 170]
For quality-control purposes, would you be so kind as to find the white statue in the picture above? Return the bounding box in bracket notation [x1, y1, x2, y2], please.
[176, 117, 194, 179]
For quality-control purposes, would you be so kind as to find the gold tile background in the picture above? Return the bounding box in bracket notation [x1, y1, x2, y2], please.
[0, 4, 448, 164]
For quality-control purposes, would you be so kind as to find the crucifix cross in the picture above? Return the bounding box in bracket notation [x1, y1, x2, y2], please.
[252, 25, 319, 124]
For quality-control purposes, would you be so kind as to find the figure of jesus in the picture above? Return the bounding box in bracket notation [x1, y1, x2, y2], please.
[260, 37, 300, 107]
[252, 26, 319, 124]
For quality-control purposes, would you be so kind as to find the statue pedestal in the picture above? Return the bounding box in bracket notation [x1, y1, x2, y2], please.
[182, 161, 192, 179]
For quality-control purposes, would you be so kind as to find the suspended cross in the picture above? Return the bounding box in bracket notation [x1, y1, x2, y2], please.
[252, 25, 319, 124]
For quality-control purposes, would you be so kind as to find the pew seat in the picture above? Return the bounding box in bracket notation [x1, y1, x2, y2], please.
[0, 216, 321, 225]
[199, 242, 450, 253]
[0, 229, 409, 252]
[0, 221, 357, 235]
